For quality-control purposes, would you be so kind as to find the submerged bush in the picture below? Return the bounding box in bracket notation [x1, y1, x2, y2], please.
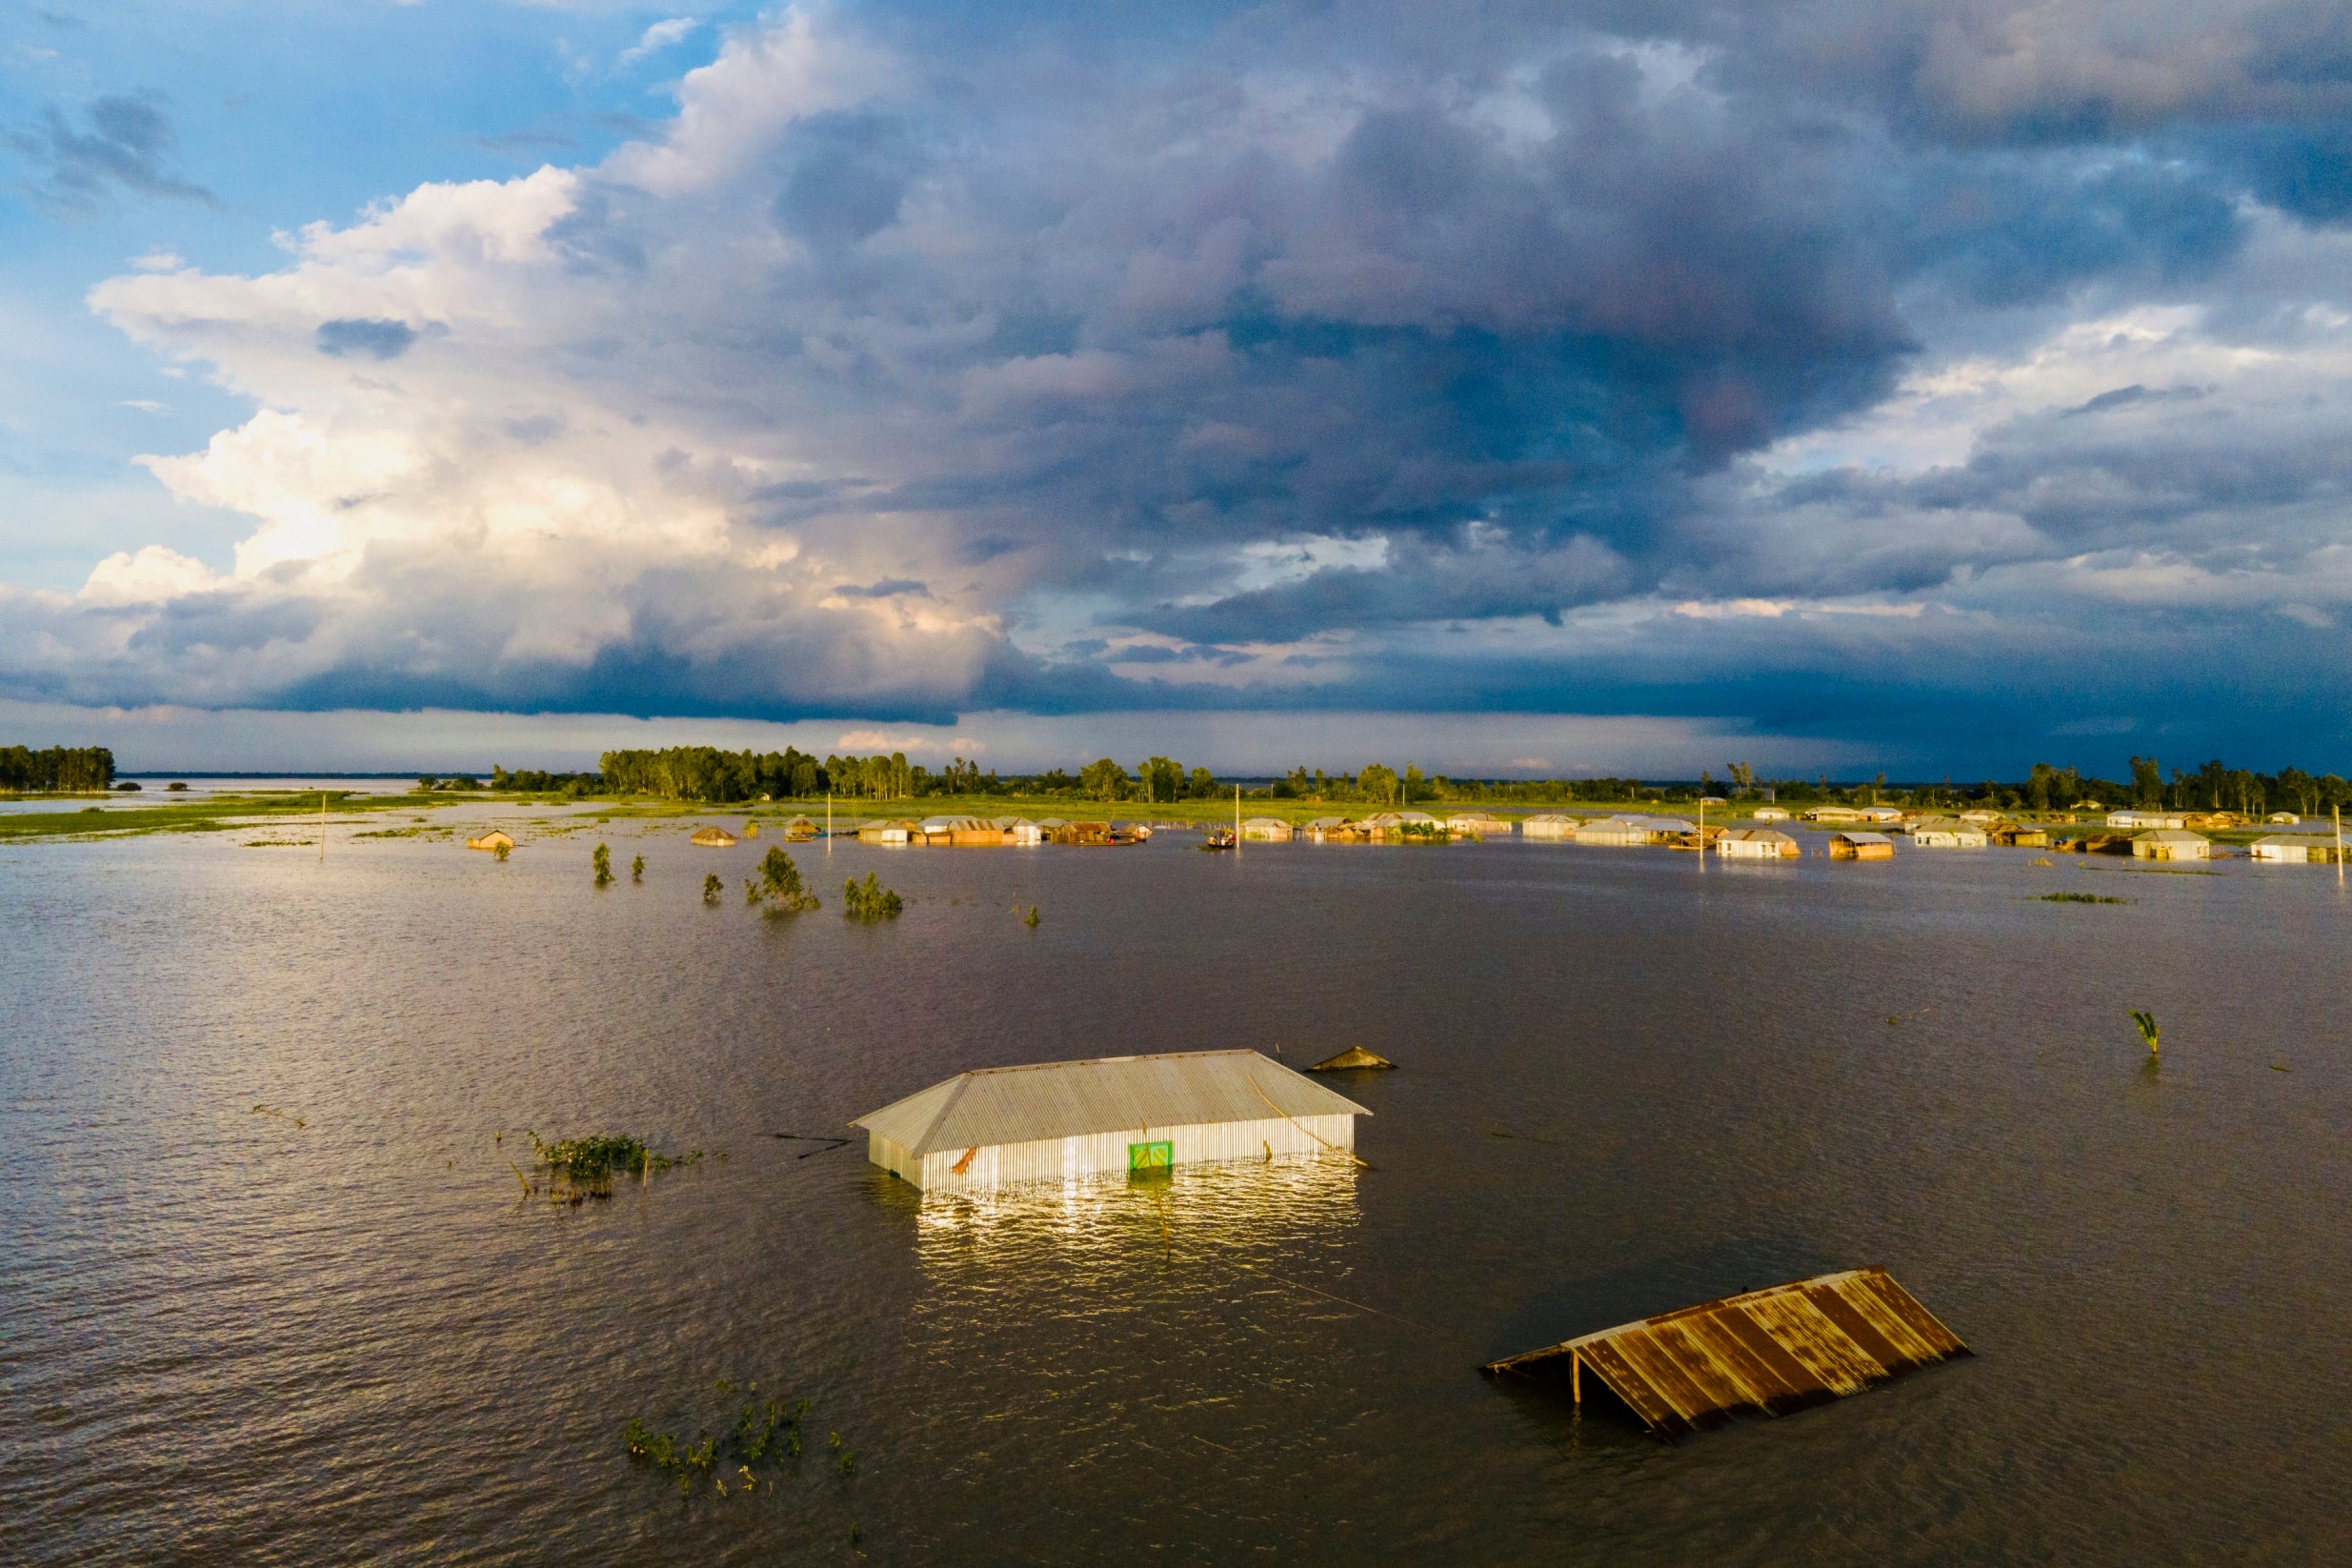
[523, 1132, 703, 1203]
[592, 843, 613, 887]
[754, 846, 819, 913]
[842, 872, 903, 922]
[702, 872, 723, 904]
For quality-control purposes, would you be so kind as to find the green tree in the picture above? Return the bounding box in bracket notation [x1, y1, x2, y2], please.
[1403, 764, 1425, 805]
[842, 872, 903, 922]
[2128, 755, 2163, 806]
[1357, 763, 1397, 805]
[1079, 757, 1131, 801]
[593, 843, 613, 887]
[1187, 766, 1216, 799]
[1138, 756, 1183, 804]
[754, 846, 818, 913]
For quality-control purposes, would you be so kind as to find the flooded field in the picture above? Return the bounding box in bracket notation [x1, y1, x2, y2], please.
[6, 822, 2348, 1563]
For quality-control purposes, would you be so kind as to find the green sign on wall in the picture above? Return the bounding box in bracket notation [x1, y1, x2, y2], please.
[1128, 1139, 1173, 1173]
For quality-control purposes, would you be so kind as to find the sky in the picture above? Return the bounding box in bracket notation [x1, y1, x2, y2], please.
[6, 0, 2352, 776]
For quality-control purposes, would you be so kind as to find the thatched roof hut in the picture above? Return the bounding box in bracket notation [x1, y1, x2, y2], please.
[465, 830, 514, 852]
[690, 826, 736, 847]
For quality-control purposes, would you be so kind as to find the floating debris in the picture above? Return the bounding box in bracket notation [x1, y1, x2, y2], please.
[251, 1103, 306, 1129]
[1482, 1266, 1969, 1440]
[1308, 1046, 1396, 1072]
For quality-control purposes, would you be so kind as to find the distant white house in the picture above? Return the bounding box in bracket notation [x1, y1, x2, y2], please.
[1858, 806, 1904, 823]
[1574, 816, 1651, 847]
[1446, 813, 1513, 836]
[2132, 829, 2210, 860]
[2253, 834, 2335, 862]
[2268, 812, 2301, 825]
[1909, 817, 1988, 848]
[2109, 810, 2187, 830]
[1806, 806, 1866, 822]
[1716, 828, 1799, 859]
[1241, 816, 1294, 841]
[1520, 814, 1576, 840]
[1958, 810, 2002, 824]
[1752, 806, 1791, 822]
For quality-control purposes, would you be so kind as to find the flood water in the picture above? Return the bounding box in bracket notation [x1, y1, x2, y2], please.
[6, 816, 2350, 1564]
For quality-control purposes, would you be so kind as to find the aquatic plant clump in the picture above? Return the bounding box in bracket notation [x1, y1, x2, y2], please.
[2038, 892, 2127, 903]
[624, 1384, 830, 1498]
[841, 872, 903, 922]
[592, 843, 613, 887]
[523, 1132, 703, 1202]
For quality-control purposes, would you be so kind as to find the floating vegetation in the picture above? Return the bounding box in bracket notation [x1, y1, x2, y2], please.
[521, 1132, 704, 1204]
[631, 853, 644, 883]
[242, 838, 311, 848]
[752, 846, 819, 914]
[2038, 892, 2130, 904]
[1024, 904, 1039, 927]
[494, 841, 511, 862]
[842, 873, 903, 922]
[251, 1103, 306, 1128]
[593, 843, 613, 887]
[2129, 1009, 2161, 1059]
[623, 1382, 847, 1501]
[703, 873, 723, 904]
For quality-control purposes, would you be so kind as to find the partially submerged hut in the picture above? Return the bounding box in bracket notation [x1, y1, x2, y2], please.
[2254, 834, 2340, 862]
[1241, 816, 1295, 842]
[1446, 813, 1512, 836]
[1908, 817, 1987, 848]
[2133, 829, 2211, 860]
[465, 829, 514, 852]
[856, 818, 918, 844]
[1574, 815, 1650, 847]
[1481, 1267, 1968, 1441]
[1716, 828, 1799, 859]
[1752, 806, 1791, 822]
[782, 815, 818, 840]
[852, 1049, 1372, 1193]
[1990, 823, 2049, 848]
[1301, 816, 1361, 842]
[1519, 814, 1576, 840]
[2108, 809, 2187, 830]
[690, 826, 737, 848]
[1308, 1046, 1395, 1072]
[1831, 832, 1894, 860]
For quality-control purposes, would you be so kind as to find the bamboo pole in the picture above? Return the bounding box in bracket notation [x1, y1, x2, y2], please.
[1572, 1350, 1581, 1405]
[318, 792, 327, 862]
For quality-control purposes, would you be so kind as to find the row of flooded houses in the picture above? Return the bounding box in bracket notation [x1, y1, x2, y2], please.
[677, 804, 2344, 862]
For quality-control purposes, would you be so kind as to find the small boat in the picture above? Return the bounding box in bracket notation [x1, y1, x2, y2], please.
[1128, 822, 1154, 840]
[1201, 827, 1236, 851]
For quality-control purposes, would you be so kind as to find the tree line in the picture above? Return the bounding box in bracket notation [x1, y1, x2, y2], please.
[0, 746, 115, 793]
[462, 742, 2352, 815]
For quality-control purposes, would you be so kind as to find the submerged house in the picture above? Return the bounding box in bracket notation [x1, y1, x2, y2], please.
[1241, 816, 1295, 841]
[2108, 809, 2187, 830]
[1300, 816, 1362, 842]
[1574, 815, 1651, 847]
[2133, 829, 2211, 860]
[1752, 806, 1791, 822]
[2253, 834, 2340, 863]
[1446, 813, 1513, 836]
[1716, 828, 1800, 859]
[465, 829, 514, 852]
[856, 818, 918, 844]
[1830, 831, 1895, 860]
[690, 826, 737, 848]
[1908, 817, 1988, 848]
[1519, 814, 1576, 840]
[852, 1049, 1373, 1193]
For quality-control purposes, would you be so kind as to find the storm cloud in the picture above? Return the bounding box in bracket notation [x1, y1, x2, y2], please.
[18, 0, 2352, 765]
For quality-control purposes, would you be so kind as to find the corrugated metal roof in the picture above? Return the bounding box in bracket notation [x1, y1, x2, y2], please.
[853, 1049, 1373, 1156]
[1482, 1267, 1968, 1440]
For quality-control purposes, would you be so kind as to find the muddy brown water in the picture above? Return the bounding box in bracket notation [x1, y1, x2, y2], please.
[5, 822, 2348, 1563]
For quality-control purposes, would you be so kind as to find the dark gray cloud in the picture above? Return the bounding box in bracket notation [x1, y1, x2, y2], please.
[7, 94, 217, 211]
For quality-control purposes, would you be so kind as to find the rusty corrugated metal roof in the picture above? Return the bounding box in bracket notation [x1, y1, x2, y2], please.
[853, 1049, 1372, 1156]
[1482, 1267, 1968, 1439]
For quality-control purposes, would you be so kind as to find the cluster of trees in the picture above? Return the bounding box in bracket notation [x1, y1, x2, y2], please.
[0, 746, 115, 793]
